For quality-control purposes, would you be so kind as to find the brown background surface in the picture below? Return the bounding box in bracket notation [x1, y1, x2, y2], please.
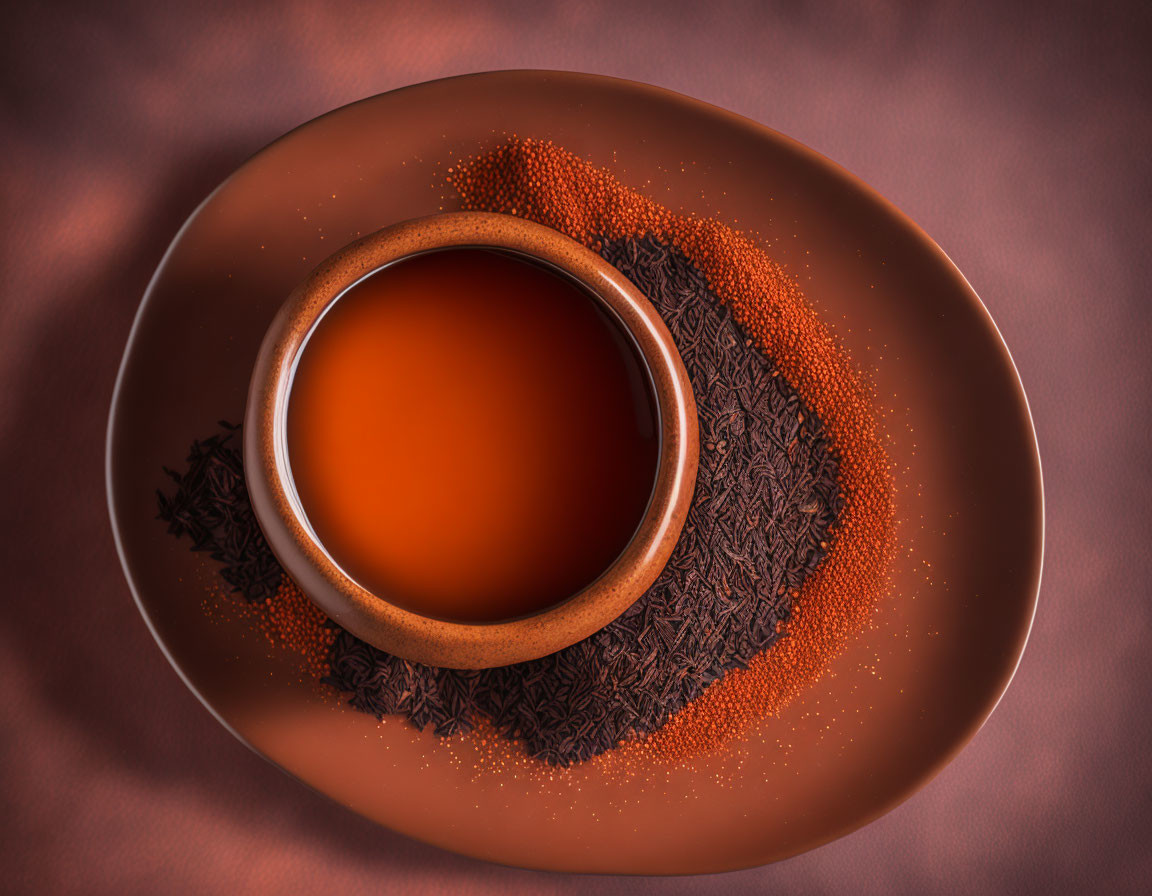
[2, 1, 1149, 893]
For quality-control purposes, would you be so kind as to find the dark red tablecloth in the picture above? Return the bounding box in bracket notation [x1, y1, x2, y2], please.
[3, 1, 1149, 892]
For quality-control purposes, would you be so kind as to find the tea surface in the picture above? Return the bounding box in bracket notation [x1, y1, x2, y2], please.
[287, 248, 659, 622]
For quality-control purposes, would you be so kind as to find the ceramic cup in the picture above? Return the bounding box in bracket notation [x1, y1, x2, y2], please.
[245, 212, 698, 669]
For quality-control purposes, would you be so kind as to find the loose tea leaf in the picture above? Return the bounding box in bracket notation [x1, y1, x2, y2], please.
[157, 238, 844, 766]
[323, 237, 843, 764]
[156, 422, 281, 602]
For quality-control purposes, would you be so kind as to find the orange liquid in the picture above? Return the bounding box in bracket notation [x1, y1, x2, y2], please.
[287, 248, 659, 623]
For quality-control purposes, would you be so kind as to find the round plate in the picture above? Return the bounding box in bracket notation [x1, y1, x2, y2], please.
[107, 71, 1042, 874]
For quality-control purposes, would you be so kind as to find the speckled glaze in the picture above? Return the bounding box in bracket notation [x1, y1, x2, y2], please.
[244, 211, 699, 669]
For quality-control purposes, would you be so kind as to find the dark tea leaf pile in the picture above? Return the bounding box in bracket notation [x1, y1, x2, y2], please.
[158, 236, 844, 766]
[157, 423, 282, 602]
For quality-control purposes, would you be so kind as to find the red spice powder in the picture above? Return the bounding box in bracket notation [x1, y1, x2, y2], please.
[226, 137, 896, 766]
[259, 578, 335, 678]
[449, 138, 897, 762]
[209, 577, 335, 681]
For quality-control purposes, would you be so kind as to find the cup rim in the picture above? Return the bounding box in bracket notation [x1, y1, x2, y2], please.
[244, 211, 698, 669]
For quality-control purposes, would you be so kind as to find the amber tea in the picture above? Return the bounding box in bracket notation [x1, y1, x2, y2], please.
[286, 248, 659, 623]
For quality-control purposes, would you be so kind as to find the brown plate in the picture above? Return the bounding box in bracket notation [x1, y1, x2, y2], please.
[106, 71, 1043, 874]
